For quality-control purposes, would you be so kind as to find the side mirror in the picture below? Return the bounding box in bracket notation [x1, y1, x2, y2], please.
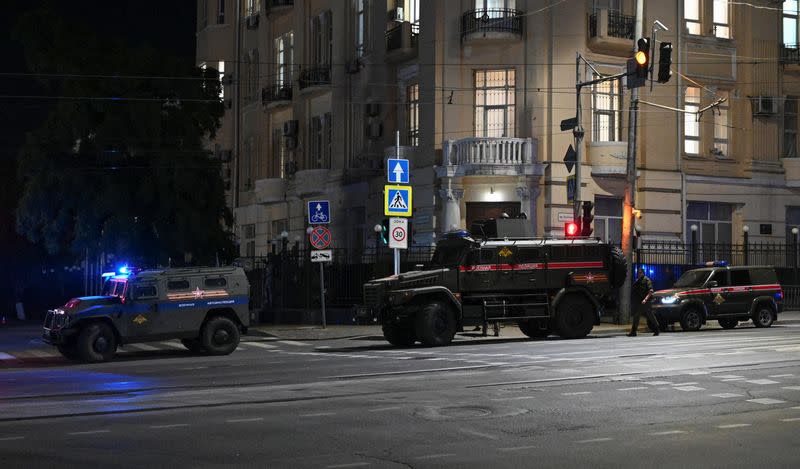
[707, 280, 718, 288]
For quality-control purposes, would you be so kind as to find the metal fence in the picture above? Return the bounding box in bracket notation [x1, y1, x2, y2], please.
[636, 241, 800, 269]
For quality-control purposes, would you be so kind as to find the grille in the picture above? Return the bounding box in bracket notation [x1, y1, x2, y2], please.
[399, 276, 437, 289]
[363, 284, 384, 308]
[43, 310, 68, 330]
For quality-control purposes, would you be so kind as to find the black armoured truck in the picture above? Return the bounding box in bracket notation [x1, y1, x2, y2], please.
[363, 230, 627, 347]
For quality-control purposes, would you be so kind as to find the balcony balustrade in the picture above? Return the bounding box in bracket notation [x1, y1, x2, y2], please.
[437, 137, 540, 177]
[781, 44, 800, 66]
[261, 83, 292, 107]
[298, 66, 331, 90]
[385, 21, 419, 61]
[588, 9, 634, 55]
[461, 8, 524, 41]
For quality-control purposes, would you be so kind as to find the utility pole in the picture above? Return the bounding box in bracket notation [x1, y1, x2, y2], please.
[573, 53, 584, 223]
[619, 0, 644, 324]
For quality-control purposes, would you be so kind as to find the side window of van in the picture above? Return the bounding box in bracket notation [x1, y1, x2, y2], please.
[205, 277, 227, 288]
[133, 284, 158, 299]
[167, 280, 190, 291]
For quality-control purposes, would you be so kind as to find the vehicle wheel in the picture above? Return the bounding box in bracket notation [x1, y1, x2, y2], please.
[382, 323, 416, 347]
[752, 306, 774, 328]
[201, 316, 241, 355]
[181, 338, 206, 354]
[608, 246, 628, 288]
[680, 309, 703, 332]
[555, 294, 595, 339]
[76, 323, 117, 363]
[718, 319, 738, 329]
[517, 319, 550, 339]
[57, 345, 80, 360]
[415, 301, 457, 347]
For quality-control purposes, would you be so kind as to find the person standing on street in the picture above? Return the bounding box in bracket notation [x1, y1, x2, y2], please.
[628, 267, 659, 337]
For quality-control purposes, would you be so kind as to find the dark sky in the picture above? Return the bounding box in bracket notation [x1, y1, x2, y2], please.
[0, 0, 197, 162]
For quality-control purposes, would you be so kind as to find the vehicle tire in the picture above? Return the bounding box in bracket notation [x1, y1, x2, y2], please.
[608, 246, 628, 288]
[555, 294, 595, 339]
[382, 323, 416, 347]
[76, 323, 117, 363]
[718, 319, 738, 329]
[57, 345, 80, 361]
[415, 301, 457, 347]
[680, 308, 703, 332]
[752, 305, 774, 328]
[200, 316, 241, 355]
[181, 338, 206, 354]
[517, 319, 550, 339]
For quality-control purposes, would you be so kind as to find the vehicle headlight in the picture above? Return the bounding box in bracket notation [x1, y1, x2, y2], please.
[661, 295, 679, 304]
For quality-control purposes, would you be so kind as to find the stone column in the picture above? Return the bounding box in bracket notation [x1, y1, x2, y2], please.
[438, 185, 464, 233]
[516, 183, 541, 236]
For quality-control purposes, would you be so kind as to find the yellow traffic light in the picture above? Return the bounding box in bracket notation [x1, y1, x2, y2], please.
[635, 50, 647, 66]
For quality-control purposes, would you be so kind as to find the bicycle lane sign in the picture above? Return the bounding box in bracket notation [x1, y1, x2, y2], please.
[308, 200, 330, 224]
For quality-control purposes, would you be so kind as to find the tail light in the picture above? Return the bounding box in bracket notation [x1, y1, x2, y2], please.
[65, 299, 81, 309]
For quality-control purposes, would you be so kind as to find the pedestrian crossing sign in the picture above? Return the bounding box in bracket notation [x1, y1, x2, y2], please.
[384, 185, 413, 217]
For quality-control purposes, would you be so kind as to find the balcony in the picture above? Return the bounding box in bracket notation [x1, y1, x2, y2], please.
[298, 66, 331, 92]
[588, 9, 634, 55]
[254, 177, 286, 205]
[781, 44, 800, 70]
[461, 9, 524, 42]
[436, 137, 542, 178]
[385, 21, 419, 62]
[265, 0, 293, 13]
[261, 83, 292, 109]
[587, 141, 627, 176]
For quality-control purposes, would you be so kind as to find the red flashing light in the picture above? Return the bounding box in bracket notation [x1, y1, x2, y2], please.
[565, 222, 579, 237]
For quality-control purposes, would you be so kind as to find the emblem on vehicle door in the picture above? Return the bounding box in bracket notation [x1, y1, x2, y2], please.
[133, 314, 148, 325]
[498, 247, 513, 258]
[713, 293, 725, 305]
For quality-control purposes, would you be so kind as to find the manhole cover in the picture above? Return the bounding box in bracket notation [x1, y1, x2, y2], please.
[415, 405, 527, 421]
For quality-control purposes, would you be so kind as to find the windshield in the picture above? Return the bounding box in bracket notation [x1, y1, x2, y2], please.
[429, 246, 465, 268]
[674, 270, 711, 288]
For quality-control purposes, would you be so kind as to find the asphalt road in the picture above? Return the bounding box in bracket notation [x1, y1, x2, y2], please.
[2, 322, 800, 468]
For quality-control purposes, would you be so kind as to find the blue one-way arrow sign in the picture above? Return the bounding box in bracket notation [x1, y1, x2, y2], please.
[387, 158, 410, 184]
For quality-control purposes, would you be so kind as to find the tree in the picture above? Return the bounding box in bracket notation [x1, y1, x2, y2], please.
[14, 6, 233, 267]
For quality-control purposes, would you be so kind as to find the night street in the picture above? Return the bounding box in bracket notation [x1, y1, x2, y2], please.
[2, 320, 800, 468]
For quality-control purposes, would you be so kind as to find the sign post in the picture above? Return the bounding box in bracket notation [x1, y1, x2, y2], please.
[388, 218, 408, 249]
[307, 205, 333, 328]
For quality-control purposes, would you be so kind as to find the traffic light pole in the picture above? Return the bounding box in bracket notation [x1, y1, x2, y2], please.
[574, 53, 584, 224]
[619, 0, 644, 325]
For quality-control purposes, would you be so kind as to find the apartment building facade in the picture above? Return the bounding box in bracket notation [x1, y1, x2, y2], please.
[196, 0, 800, 259]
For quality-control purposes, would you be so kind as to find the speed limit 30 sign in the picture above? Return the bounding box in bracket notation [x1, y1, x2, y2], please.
[388, 217, 408, 249]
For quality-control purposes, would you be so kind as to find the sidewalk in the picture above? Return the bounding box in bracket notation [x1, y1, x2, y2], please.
[251, 310, 800, 341]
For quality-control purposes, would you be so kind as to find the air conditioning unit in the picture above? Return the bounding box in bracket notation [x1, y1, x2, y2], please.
[283, 119, 299, 137]
[366, 122, 383, 140]
[219, 150, 232, 162]
[246, 14, 259, 29]
[345, 58, 362, 74]
[366, 102, 381, 117]
[753, 96, 778, 116]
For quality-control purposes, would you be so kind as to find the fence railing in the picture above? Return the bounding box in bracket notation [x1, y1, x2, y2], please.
[781, 44, 800, 65]
[636, 241, 800, 269]
[443, 137, 534, 166]
[298, 66, 331, 89]
[461, 8, 524, 40]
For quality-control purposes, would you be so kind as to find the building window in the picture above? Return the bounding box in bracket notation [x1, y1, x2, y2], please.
[713, 90, 729, 157]
[325, 112, 332, 169]
[686, 202, 733, 244]
[475, 69, 516, 138]
[200, 0, 208, 29]
[407, 83, 419, 146]
[713, 0, 729, 38]
[405, 0, 420, 23]
[785, 1, 799, 46]
[475, 0, 516, 12]
[684, 0, 701, 35]
[684, 87, 701, 155]
[275, 31, 294, 88]
[217, 0, 225, 24]
[592, 76, 622, 142]
[311, 11, 332, 65]
[249, 49, 259, 101]
[594, 197, 623, 245]
[787, 206, 800, 243]
[356, 0, 366, 57]
[309, 114, 331, 169]
[593, 0, 621, 12]
[217, 60, 225, 99]
[785, 96, 798, 158]
[272, 129, 285, 178]
[246, 0, 258, 16]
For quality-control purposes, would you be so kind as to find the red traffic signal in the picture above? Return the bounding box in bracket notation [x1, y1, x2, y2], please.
[565, 222, 579, 238]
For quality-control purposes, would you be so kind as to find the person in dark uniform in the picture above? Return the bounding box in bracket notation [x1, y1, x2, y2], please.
[628, 267, 659, 336]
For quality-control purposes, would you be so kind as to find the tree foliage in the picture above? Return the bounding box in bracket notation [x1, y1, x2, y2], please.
[14, 7, 233, 266]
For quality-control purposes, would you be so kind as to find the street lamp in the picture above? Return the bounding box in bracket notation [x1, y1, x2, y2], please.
[690, 224, 698, 265]
[793, 227, 799, 283]
[373, 224, 383, 264]
[742, 225, 750, 265]
[280, 230, 289, 253]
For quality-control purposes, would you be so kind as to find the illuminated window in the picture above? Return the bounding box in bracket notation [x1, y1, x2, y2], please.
[217, 0, 225, 24]
[475, 69, 515, 137]
[356, 0, 366, 57]
[684, 0, 701, 35]
[785, 95, 798, 158]
[713, 90, 729, 157]
[217, 60, 225, 99]
[592, 76, 622, 142]
[684, 87, 701, 155]
[275, 31, 294, 88]
[407, 83, 419, 146]
[785, 1, 799, 46]
[713, 0, 729, 39]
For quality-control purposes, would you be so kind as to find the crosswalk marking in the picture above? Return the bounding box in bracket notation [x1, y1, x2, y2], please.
[245, 342, 278, 349]
[0, 352, 16, 360]
[160, 341, 186, 349]
[279, 340, 311, 346]
[717, 424, 751, 429]
[125, 343, 159, 351]
[25, 349, 58, 358]
[747, 398, 786, 405]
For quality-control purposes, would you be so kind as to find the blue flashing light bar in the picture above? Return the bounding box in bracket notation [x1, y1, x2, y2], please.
[443, 230, 470, 239]
[704, 261, 728, 267]
[101, 272, 116, 278]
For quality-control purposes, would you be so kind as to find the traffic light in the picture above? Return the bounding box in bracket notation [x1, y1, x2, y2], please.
[565, 221, 579, 238]
[657, 41, 673, 83]
[581, 201, 594, 237]
[380, 218, 390, 245]
[635, 37, 650, 79]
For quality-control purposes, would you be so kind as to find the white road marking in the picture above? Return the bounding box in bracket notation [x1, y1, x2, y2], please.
[490, 396, 537, 401]
[721, 378, 746, 382]
[745, 379, 780, 385]
[300, 412, 336, 418]
[769, 374, 794, 378]
[747, 398, 786, 405]
[278, 340, 310, 346]
[562, 391, 592, 396]
[577, 438, 613, 443]
[181, 366, 207, 370]
[126, 343, 159, 351]
[683, 371, 710, 375]
[671, 382, 698, 386]
[711, 393, 744, 398]
[715, 375, 744, 379]
[315, 345, 331, 349]
[246, 341, 277, 349]
[414, 454, 456, 460]
[368, 406, 402, 412]
[650, 430, 687, 435]
[617, 387, 649, 391]
[67, 430, 110, 435]
[717, 424, 751, 429]
[235, 346, 247, 351]
[326, 463, 369, 468]
[781, 386, 800, 391]
[780, 417, 800, 422]
[0, 436, 25, 441]
[498, 445, 539, 452]
[150, 424, 189, 429]
[226, 418, 264, 423]
[160, 341, 186, 349]
[26, 349, 58, 358]
[643, 381, 673, 386]
[0, 352, 16, 360]
[674, 386, 705, 392]
[792, 406, 800, 410]
[460, 429, 498, 440]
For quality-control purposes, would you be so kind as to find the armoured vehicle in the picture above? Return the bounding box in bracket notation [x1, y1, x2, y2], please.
[649, 263, 783, 331]
[363, 230, 627, 346]
[43, 266, 250, 362]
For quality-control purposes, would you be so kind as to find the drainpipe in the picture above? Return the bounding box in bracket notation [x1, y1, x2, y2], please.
[233, 0, 241, 209]
[677, 0, 684, 242]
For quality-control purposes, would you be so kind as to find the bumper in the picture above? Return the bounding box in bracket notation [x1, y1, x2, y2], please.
[42, 327, 79, 346]
[649, 303, 684, 323]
